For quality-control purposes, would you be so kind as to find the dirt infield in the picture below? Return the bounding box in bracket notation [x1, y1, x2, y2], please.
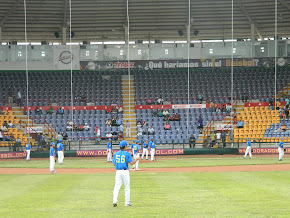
[0, 164, 289, 174]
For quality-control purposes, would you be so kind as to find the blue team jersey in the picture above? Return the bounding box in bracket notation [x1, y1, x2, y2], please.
[278, 142, 284, 148]
[50, 147, 55, 156]
[247, 140, 251, 146]
[107, 142, 112, 149]
[25, 144, 31, 150]
[143, 142, 148, 148]
[133, 144, 139, 154]
[57, 143, 64, 151]
[131, 143, 136, 149]
[149, 141, 156, 148]
[113, 150, 133, 170]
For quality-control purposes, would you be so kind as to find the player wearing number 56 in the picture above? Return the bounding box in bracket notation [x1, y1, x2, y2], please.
[112, 140, 140, 207]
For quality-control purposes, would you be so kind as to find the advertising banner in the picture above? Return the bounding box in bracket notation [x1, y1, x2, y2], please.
[26, 127, 43, 133]
[24, 105, 122, 112]
[76, 149, 184, 157]
[0, 152, 26, 159]
[238, 148, 290, 154]
[172, 104, 206, 109]
[80, 57, 289, 71]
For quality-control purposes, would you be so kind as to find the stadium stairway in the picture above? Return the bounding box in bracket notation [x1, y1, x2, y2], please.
[121, 75, 137, 142]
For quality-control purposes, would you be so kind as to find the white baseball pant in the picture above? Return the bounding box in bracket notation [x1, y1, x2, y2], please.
[125, 128, 131, 137]
[278, 147, 284, 160]
[113, 170, 130, 205]
[26, 150, 30, 161]
[244, 146, 252, 158]
[58, 151, 64, 164]
[132, 153, 140, 170]
[141, 148, 148, 160]
[107, 149, 112, 162]
[150, 148, 155, 161]
[50, 156, 55, 172]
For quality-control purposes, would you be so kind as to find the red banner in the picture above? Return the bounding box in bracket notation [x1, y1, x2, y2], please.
[0, 106, 12, 111]
[239, 148, 289, 154]
[0, 152, 26, 159]
[76, 149, 184, 157]
[24, 105, 122, 112]
[135, 103, 227, 110]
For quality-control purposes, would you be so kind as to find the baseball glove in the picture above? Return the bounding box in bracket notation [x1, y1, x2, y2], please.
[284, 149, 286, 152]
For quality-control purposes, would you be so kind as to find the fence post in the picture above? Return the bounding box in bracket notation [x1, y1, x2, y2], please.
[259, 138, 261, 148]
[237, 138, 240, 148]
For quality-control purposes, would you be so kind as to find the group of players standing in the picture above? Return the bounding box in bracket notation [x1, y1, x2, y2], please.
[106, 138, 156, 170]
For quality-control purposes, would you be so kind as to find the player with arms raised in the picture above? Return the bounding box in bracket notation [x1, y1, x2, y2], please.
[112, 140, 140, 207]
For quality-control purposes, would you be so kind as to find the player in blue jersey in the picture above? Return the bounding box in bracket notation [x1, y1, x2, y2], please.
[25, 141, 31, 161]
[50, 142, 56, 173]
[243, 138, 252, 159]
[132, 140, 140, 171]
[57, 139, 64, 164]
[112, 140, 140, 207]
[107, 138, 112, 162]
[130, 140, 136, 155]
[141, 140, 149, 160]
[149, 138, 156, 161]
[278, 138, 284, 161]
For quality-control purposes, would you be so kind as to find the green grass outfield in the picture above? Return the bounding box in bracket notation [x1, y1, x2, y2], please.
[1, 156, 290, 217]
[0, 155, 289, 169]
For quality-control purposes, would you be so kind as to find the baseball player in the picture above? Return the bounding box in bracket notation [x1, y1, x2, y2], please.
[57, 139, 64, 164]
[25, 141, 31, 161]
[243, 137, 252, 159]
[141, 140, 149, 160]
[149, 137, 156, 161]
[130, 140, 136, 155]
[50, 142, 56, 173]
[278, 138, 285, 161]
[107, 138, 112, 162]
[112, 140, 140, 207]
[132, 140, 140, 171]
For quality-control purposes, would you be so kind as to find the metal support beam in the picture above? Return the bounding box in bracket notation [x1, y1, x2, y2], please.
[236, 0, 263, 39]
[62, 27, 67, 45]
[63, 0, 68, 27]
[0, 0, 21, 27]
[0, 27, 2, 43]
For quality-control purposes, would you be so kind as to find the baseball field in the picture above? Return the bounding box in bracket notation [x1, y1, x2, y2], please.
[1, 155, 290, 217]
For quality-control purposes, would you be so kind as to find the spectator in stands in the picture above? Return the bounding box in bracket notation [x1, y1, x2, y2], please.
[106, 131, 113, 138]
[117, 106, 123, 113]
[237, 119, 246, 128]
[221, 104, 226, 113]
[169, 114, 175, 121]
[279, 107, 285, 119]
[111, 115, 117, 126]
[14, 137, 21, 151]
[95, 127, 101, 144]
[285, 107, 289, 119]
[119, 124, 124, 133]
[8, 121, 14, 128]
[125, 120, 131, 137]
[35, 106, 42, 115]
[136, 119, 142, 128]
[37, 133, 43, 151]
[3, 121, 8, 129]
[197, 116, 203, 133]
[163, 109, 169, 117]
[285, 97, 289, 109]
[226, 103, 232, 114]
[106, 119, 112, 126]
[216, 131, 221, 147]
[216, 107, 221, 113]
[1, 125, 7, 132]
[164, 122, 171, 130]
[7, 90, 13, 106]
[55, 132, 63, 143]
[198, 92, 203, 104]
[209, 101, 215, 113]
[157, 97, 164, 105]
[158, 110, 163, 117]
[84, 123, 90, 131]
[174, 113, 180, 121]
[137, 126, 146, 136]
[17, 89, 22, 107]
[78, 124, 84, 131]
[147, 126, 155, 135]
[116, 117, 122, 126]
[210, 132, 216, 147]
[146, 98, 153, 105]
[47, 106, 54, 114]
[189, 134, 196, 148]
[280, 124, 287, 132]
[276, 100, 280, 110]
[269, 98, 274, 110]
[57, 108, 63, 115]
[110, 107, 118, 114]
[66, 124, 73, 131]
[152, 109, 158, 116]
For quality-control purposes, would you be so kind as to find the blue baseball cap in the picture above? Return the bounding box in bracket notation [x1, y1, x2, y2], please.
[247, 137, 249, 140]
[119, 140, 128, 148]
[51, 142, 55, 146]
[150, 137, 154, 140]
[281, 138, 284, 140]
[108, 138, 112, 141]
[136, 140, 140, 144]
[59, 139, 62, 142]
